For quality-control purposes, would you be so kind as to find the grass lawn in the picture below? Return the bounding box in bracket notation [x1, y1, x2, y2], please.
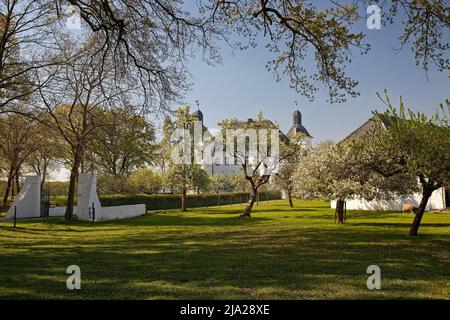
[0, 199, 449, 299]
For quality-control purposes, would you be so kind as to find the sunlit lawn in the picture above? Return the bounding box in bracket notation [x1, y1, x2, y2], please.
[0, 199, 449, 299]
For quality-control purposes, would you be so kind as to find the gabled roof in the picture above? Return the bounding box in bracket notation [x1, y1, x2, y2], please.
[341, 114, 397, 142]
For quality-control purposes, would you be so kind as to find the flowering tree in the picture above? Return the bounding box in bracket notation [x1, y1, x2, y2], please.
[350, 95, 450, 235]
[293, 140, 417, 224]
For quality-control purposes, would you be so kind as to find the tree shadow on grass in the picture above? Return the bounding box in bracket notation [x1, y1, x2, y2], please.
[1, 219, 449, 299]
[350, 222, 450, 228]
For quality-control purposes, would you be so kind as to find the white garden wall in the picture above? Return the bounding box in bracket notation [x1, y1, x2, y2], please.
[3, 174, 146, 221]
[4, 176, 41, 219]
[75, 174, 146, 222]
[331, 187, 446, 211]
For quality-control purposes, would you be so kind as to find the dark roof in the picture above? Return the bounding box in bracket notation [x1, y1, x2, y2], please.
[228, 118, 291, 143]
[192, 109, 203, 120]
[341, 114, 397, 142]
[287, 124, 312, 138]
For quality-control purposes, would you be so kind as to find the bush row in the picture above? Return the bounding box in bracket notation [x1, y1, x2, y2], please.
[50, 191, 282, 211]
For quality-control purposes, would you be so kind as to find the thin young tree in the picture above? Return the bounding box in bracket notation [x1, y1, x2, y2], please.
[163, 106, 210, 211]
[219, 114, 303, 217]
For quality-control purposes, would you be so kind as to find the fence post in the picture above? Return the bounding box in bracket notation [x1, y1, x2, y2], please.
[89, 202, 95, 222]
[13, 206, 17, 228]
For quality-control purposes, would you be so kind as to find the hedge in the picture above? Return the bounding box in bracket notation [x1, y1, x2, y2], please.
[50, 191, 282, 211]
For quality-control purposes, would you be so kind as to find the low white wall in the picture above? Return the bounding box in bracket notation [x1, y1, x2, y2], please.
[49, 205, 145, 221]
[331, 188, 446, 211]
[49, 206, 77, 217]
[99, 204, 146, 221]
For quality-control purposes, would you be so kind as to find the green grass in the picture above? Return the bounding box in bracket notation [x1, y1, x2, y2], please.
[0, 200, 449, 299]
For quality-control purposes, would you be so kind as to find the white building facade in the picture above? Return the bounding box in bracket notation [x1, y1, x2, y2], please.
[193, 109, 312, 177]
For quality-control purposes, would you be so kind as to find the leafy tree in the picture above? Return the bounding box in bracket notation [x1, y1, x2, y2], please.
[231, 172, 250, 192]
[164, 164, 210, 210]
[96, 174, 131, 195]
[130, 168, 163, 195]
[350, 95, 450, 235]
[1, 0, 448, 119]
[274, 132, 310, 208]
[275, 162, 296, 208]
[89, 109, 156, 177]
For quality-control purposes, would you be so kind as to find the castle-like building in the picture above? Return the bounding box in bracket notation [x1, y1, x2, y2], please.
[192, 109, 312, 176]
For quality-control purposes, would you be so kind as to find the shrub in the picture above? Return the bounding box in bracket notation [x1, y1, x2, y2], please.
[50, 191, 282, 211]
[106, 191, 281, 211]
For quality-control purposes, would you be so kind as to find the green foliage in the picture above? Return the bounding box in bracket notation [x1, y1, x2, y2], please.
[129, 168, 163, 194]
[209, 175, 234, 193]
[45, 181, 70, 197]
[89, 109, 156, 176]
[162, 105, 211, 195]
[372, 93, 450, 189]
[96, 175, 132, 195]
[164, 164, 210, 194]
[230, 173, 250, 192]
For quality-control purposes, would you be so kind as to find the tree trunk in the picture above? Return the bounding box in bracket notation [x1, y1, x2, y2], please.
[241, 192, 256, 218]
[2, 166, 14, 207]
[336, 199, 345, 224]
[15, 170, 20, 194]
[409, 188, 432, 236]
[181, 187, 187, 212]
[287, 189, 293, 208]
[40, 164, 47, 192]
[65, 151, 82, 222]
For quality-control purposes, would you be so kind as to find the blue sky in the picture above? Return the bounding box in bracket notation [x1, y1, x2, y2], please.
[182, 8, 449, 143]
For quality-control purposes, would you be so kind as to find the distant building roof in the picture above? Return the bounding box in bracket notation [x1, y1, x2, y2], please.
[341, 114, 397, 142]
[287, 110, 312, 138]
[191, 108, 312, 143]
